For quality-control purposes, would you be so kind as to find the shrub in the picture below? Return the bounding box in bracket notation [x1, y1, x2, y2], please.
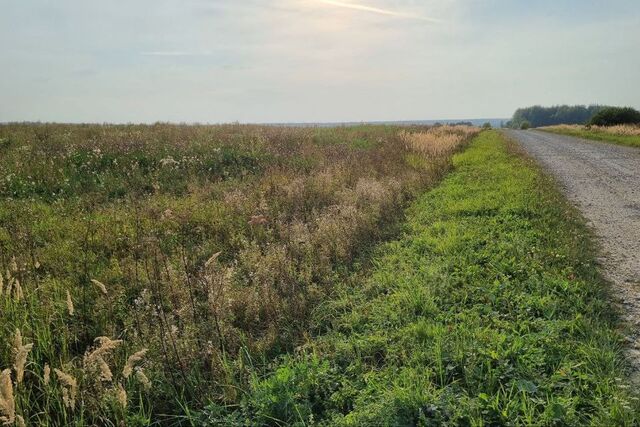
[520, 121, 531, 130]
[589, 107, 640, 126]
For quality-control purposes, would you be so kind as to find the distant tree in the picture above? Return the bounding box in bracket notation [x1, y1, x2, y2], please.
[520, 121, 531, 130]
[482, 122, 492, 130]
[507, 105, 609, 128]
[589, 107, 640, 126]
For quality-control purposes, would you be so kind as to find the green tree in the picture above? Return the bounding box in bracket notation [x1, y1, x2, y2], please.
[589, 107, 640, 126]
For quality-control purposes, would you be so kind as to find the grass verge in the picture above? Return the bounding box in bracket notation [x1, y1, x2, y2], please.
[540, 127, 640, 148]
[211, 130, 639, 425]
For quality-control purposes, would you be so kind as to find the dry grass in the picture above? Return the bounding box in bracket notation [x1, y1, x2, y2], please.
[540, 124, 640, 148]
[542, 123, 640, 136]
[400, 125, 477, 157]
[0, 123, 479, 424]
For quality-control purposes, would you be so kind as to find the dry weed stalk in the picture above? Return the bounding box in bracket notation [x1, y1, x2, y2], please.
[83, 337, 122, 383]
[116, 384, 127, 408]
[54, 369, 77, 409]
[135, 369, 151, 391]
[43, 364, 51, 386]
[12, 280, 23, 302]
[123, 349, 148, 379]
[66, 290, 74, 316]
[12, 329, 33, 384]
[90, 279, 108, 295]
[0, 369, 15, 425]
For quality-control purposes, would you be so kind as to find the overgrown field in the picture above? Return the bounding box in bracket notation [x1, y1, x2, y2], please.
[0, 123, 477, 425]
[210, 131, 639, 425]
[540, 124, 640, 148]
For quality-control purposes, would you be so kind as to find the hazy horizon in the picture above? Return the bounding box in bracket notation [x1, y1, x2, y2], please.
[1, 0, 639, 123]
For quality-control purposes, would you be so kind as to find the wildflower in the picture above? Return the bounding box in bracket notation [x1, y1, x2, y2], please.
[0, 369, 15, 425]
[66, 290, 74, 316]
[91, 279, 108, 295]
[12, 329, 33, 384]
[123, 349, 147, 379]
[54, 369, 77, 409]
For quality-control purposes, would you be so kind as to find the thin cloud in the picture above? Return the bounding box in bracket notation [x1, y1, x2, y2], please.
[318, 0, 441, 22]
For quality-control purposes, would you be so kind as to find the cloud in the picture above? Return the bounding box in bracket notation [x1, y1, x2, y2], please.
[317, 0, 441, 22]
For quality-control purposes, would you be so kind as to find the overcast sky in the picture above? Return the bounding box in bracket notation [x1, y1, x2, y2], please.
[1, 0, 638, 123]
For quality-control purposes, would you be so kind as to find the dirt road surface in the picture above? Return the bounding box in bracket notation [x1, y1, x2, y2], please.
[506, 129, 640, 380]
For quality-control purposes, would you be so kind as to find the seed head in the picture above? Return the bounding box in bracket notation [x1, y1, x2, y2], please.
[66, 290, 74, 316]
[205, 252, 222, 268]
[91, 279, 108, 295]
[54, 369, 77, 409]
[0, 369, 15, 425]
[12, 329, 33, 384]
[135, 369, 151, 391]
[43, 364, 51, 386]
[116, 383, 127, 408]
[13, 280, 23, 301]
[123, 349, 148, 379]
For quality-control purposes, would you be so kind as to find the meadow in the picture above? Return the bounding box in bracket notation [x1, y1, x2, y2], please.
[0, 123, 476, 425]
[540, 124, 640, 148]
[213, 131, 639, 425]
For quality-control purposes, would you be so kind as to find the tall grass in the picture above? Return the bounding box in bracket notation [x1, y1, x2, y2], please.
[0, 123, 478, 424]
[542, 124, 640, 136]
[540, 124, 640, 148]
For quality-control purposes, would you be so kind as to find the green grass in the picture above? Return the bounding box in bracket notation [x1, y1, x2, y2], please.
[541, 128, 640, 148]
[209, 131, 639, 425]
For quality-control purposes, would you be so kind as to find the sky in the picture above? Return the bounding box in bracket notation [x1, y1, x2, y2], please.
[1, 0, 639, 123]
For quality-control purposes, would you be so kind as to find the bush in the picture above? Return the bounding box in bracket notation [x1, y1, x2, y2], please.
[589, 107, 640, 126]
[482, 122, 492, 130]
[520, 121, 531, 130]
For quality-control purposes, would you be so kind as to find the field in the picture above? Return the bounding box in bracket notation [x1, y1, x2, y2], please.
[0, 123, 476, 425]
[210, 131, 639, 425]
[0, 125, 637, 425]
[540, 124, 640, 148]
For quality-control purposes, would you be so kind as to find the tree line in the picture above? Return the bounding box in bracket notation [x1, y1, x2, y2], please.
[505, 105, 609, 129]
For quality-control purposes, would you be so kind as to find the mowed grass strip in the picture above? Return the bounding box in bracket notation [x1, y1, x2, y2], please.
[214, 131, 639, 426]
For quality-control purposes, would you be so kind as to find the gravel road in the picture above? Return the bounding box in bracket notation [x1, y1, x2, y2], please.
[506, 129, 640, 379]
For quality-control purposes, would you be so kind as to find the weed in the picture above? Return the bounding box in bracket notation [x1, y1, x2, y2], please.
[0, 123, 477, 424]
